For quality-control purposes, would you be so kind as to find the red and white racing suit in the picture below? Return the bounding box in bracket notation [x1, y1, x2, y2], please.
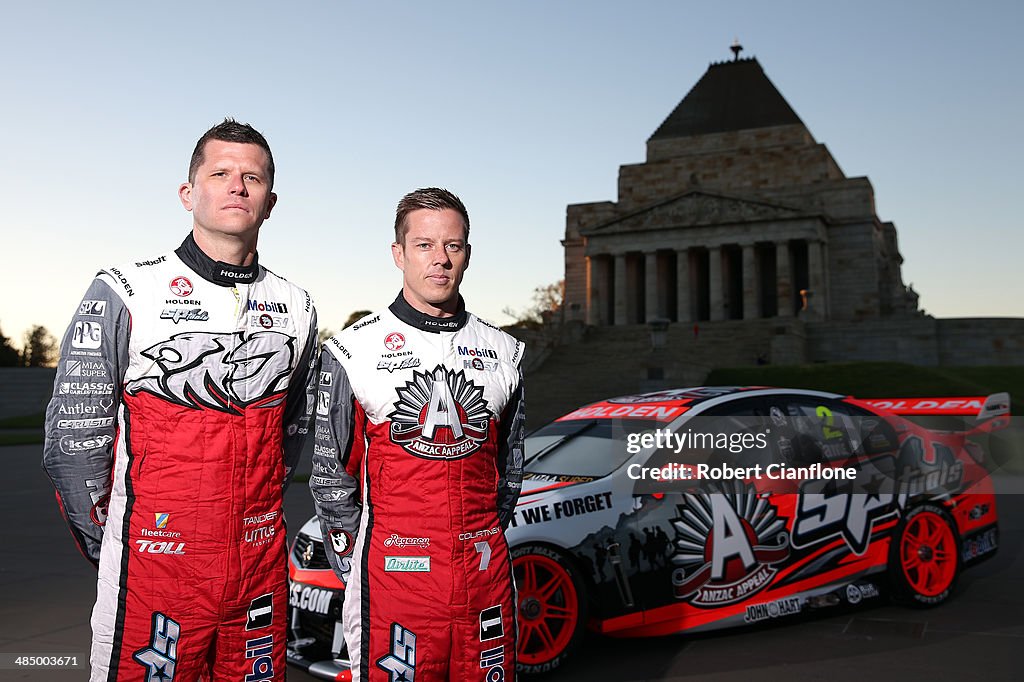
[311, 293, 525, 682]
[42, 234, 317, 681]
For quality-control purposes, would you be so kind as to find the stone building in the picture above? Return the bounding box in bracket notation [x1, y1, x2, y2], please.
[563, 54, 919, 327]
[555, 52, 1023, 369]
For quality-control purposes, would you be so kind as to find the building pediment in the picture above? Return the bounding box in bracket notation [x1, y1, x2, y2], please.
[580, 191, 811, 235]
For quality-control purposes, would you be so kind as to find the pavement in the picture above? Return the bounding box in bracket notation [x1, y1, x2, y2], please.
[2, 441, 1022, 681]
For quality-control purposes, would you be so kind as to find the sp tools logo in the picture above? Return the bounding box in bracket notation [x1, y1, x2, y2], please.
[670, 482, 790, 607]
[388, 365, 491, 460]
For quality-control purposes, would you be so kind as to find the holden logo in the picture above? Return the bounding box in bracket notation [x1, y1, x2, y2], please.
[384, 332, 405, 351]
[301, 542, 314, 567]
[169, 276, 193, 297]
[329, 529, 353, 556]
[388, 366, 490, 460]
[670, 482, 791, 607]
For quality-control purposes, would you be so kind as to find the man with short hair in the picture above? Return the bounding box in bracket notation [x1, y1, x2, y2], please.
[311, 187, 525, 681]
[43, 119, 318, 681]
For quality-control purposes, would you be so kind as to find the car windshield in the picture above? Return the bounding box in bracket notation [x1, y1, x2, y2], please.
[525, 419, 651, 478]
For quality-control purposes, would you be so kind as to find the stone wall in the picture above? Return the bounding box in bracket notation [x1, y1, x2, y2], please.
[806, 318, 1024, 366]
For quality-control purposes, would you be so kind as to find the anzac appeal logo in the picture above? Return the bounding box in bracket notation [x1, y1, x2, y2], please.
[389, 365, 490, 460]
[670, 482, 790, 607]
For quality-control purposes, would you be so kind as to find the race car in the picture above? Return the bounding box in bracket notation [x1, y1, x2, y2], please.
[286, 387, 1008, 679]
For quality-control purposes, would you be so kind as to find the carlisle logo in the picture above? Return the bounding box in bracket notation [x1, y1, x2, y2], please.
[169, 276, 194, 297]
[155, 513, 169, 529]
[670, 482, 790, 607]
[388, 366, 490, 460]
[384, 332, 406, 352]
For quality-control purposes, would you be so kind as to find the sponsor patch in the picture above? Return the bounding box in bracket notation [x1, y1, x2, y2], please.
[65, 359, 107, 378]
[382, 534, 430, 549]
[57, 417, 114, 429]
[59, 433, 113, 455]
[384, 556, 430, 572]
[246, 593, 274, 630]
[377, 623, 416, 681]
[378, 357, 421, 372]
[744, 596, 802, 623]
[133, 612, 180, 679]
[384, 332, 406, 351]
[168, 276, 193, 297]
[329, 529, 353, 556]
[79, 300, 107, 316]
[479, 605, 503, 641]
[161, 308, 209, 324]
[71, 321, 102, 349]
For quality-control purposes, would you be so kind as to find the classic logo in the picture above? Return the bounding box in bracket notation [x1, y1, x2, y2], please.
[384, 332, 405, 351]
[72, 321, 102, 349]
[59, 381, 114, 395]
[79, 300, 107, 316]
[389, 366, 491, 460]
[670, 483, 790, 607]
[125, 331, 296, 413]
[168, 276, 193, 297]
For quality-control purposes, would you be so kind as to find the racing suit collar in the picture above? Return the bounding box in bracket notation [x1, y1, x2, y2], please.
[175, 233, 261, 287]
[389, 291, 468, 333]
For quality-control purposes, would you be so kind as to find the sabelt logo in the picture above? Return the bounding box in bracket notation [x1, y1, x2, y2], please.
[59, 433, 114, 455]
[135, 256, 166, 267]
[57, 417, 114, 429]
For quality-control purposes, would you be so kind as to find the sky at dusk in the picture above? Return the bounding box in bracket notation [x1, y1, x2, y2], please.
[1, 0, 1021, 345]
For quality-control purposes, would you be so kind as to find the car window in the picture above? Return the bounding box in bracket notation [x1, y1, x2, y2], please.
[637, 398, 773, 473]
[767, 397, 857, 463]
[525, 419, 651, 478]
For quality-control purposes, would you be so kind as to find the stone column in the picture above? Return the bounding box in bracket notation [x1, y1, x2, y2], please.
[709, 246, 724, 321]
[776, 241, 792, 318]
[645, 252, 659, 322]
[742, 243, 758, 320]
[587, 256, 609, 326]
[676, 248, 691, 323]
[613, 253, 628, 326]
[807, 240, 825, 319]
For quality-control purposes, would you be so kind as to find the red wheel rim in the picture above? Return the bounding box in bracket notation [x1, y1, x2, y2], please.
[900, 511, 956, 597]
[513, 553, 580, 665]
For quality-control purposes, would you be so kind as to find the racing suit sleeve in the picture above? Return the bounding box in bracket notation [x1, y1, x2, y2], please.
[496, 368, 525, 529]
[41, 278, 129, 567]
[281, 308, 319, 490]
[309, 347, 366, 585]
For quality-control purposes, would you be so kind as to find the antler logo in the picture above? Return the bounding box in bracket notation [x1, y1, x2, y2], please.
[389, 366, 491, 460]
[126, 331, 296, 413]
[670, 481, 790, 607]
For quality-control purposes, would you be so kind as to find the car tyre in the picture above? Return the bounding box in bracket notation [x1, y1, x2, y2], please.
[888, 504, 960, 607]
[512, 544, 587, 676]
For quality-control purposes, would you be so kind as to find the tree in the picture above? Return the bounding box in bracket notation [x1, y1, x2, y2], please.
[0, 324, 20, 367]
[503, 280, 564, 329]
[21, 325, 58, 367]
[343, 310, 373, 329]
